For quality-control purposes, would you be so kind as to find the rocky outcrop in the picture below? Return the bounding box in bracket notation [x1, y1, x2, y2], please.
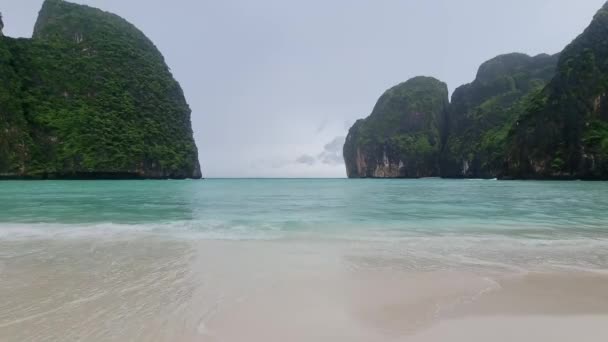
[504, 2, 608, 180]
[343, 77, 449, 178]
[345, 2, 608, 180]
[342, 54, 557, 179]
[0, 0, 201, 179]
[440, 53, 558, 178]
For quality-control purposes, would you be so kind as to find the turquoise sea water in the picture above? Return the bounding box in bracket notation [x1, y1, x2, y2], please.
[0, 179, 607, 240]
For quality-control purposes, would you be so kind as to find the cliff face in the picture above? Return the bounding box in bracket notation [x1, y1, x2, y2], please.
[345, 2, 608, 180]
[440, 53, 558, 178]
[505, 3, 608, 179]
[0, 0, 201, 179]
[343, 55, 556, 179]
[343, 77, 449, 178]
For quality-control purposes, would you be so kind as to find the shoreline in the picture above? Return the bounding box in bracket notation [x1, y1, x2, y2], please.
[0, 174, 204, 180]
[2, 176, 608, 181]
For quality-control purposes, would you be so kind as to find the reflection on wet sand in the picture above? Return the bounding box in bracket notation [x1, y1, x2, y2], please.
[1, 237, 608, 342]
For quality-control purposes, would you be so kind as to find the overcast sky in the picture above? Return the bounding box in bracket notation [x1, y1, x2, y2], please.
[2, 0, 605, 177]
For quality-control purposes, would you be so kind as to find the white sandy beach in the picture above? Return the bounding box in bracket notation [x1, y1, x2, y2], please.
[1, 236, 607, 341]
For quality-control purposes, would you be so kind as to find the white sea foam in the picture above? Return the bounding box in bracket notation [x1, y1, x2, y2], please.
[0, 221, 283, 241]
[1, 219, 607, 273]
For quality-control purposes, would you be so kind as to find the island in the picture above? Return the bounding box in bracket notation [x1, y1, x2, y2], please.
[0, 0, 201, 179]
[345, 2, 608, 180]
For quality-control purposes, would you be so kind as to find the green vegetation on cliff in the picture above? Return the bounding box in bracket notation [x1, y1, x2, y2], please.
[441, 53, 558, 178]
[343, 55, 557, 179]
[344, 77, 448, 178]
[0, 0, 201, 179]
[344, 2, 608, 180]
[505, 3, 608, 179]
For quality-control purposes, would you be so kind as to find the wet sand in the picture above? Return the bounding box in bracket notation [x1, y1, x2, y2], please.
[1, 236, 607, 341]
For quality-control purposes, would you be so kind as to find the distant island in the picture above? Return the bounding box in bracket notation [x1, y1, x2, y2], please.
[344, 2, 608, 180]
[0, 0, 201, 179]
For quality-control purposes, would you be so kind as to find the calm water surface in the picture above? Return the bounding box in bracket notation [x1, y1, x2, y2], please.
[0, 179, 607, 239]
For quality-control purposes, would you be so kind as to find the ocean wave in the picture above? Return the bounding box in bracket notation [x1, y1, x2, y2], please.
[1, 221, 607, 247]
[0, 221, 284, 241]
[1, 221, 607, 273]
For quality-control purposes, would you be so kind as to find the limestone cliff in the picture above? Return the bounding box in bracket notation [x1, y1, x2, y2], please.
[504, 2, 608, 179]
[0, 0, 201, 179]
[440, 53, 558, 178]
[345, 1, 608, 180]
[343, 77, 449, 178]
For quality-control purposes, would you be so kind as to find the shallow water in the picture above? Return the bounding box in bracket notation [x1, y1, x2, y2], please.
[1, 179, 608, 341]
[1, 179, 607, 271]
[1, 179, 608, 237]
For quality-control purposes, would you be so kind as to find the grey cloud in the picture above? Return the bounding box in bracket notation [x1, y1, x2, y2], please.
[318, 136, 346, 165]
[295, 154, 317, 166]
[319, 153, 343, 166]
[294, 136, 346, 167]
[315, 118, 329, 135]
[325, 136, 346, 152]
